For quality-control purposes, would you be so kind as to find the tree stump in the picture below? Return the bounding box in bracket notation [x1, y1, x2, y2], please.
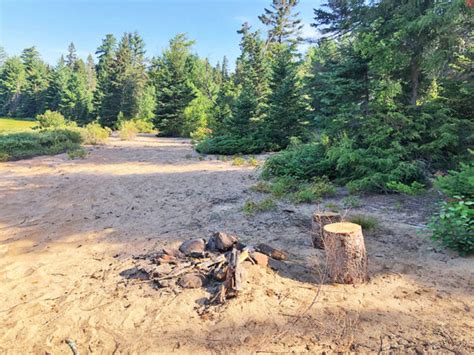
[323, 222, 368, 284]
[311, 211, 342, 249]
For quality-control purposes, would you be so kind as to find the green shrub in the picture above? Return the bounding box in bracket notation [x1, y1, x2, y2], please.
[386, 181, 425, 195]
[243, 198, 276, 215]
[36, 110, 66, 129]
[429, 199, 474, 255]
[291, 187, 321, 204]
[0, 129, 82, 161]
[67, 147, 87, 160]
[118, 120, 138, 141]
[80, 122, 110, 145]
[270, 176, 299, 197]
[429, 163, 474, 255]
[248, 156, 260, 167]
[262, 142, 329, 180]
[435, 163, 474, 199]
[349, 214, 379, 231]
[196, 135, 267, 155]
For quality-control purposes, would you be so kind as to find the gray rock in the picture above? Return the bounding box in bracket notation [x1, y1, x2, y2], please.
[178, 273, 206, 288]
[179, 239, 205, 257]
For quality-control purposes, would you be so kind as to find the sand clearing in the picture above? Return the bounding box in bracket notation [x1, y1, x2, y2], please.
[0, 135, 473, 353]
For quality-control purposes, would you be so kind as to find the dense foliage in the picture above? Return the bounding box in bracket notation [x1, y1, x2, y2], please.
[429, 163, 474, 255]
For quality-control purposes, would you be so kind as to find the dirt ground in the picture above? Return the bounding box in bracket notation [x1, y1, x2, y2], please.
[0, 135, 473, 354]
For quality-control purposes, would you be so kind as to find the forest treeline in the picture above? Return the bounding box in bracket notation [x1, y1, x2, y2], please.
[0, 0, 472, 192]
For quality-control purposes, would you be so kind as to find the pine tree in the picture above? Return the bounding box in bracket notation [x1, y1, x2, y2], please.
[151, 34, 196, 136]
[265, 43, 306, 149]
[259, 0, 303, 44]
[94, 34, 117, 121]
[66, 42, 78, 68]
[0, 57, 26, 116]
[19, 47, 49, 117]
[0, 46, 7, 67]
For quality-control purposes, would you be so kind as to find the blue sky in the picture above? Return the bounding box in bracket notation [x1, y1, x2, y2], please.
[0, 0, 323, 67]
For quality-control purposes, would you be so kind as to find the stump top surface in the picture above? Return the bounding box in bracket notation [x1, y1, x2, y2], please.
[324, 222, 362, 234]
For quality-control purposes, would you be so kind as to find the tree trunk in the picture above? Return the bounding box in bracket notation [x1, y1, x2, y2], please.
[323, 222, 368, 284]
[311, 211, 342, 249]
[410, 56, 420, 106]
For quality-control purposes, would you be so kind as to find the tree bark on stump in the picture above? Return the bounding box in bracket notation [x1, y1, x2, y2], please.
[311, 212, 342, 249]
[323, 222, 368, 284]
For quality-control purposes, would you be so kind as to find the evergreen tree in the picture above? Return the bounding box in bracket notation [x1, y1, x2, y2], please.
[66, 42, 78, 68]
[265, 43, 306, 149]
[259, 0, 303, 44]
[19, 47, 49, 117]
[0, 57, 26, 116]
[94, 34, 117, 121]
[45, 56, 71, 114]
[151, 33, 196, 136]
[0, 46, 7, 67]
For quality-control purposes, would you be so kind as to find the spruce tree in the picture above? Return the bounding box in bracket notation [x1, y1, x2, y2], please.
[259, 0, 303, 44]
[265, 43, 306, 149]
[0, 57, 26, 116]
[94, 34, 117, 122]
[19, 47, 49, 117]
[151, 34, 196, 136]
[66, 42, 78, 68]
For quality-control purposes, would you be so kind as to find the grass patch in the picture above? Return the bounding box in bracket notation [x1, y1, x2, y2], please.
[67, 147, 87, 160]
[0, 117, 37, 134]
[243, 198, 276, 215]
[250, 181, 272, 193]
[0, 129, 82, 161]
[349, 214, 379, 231]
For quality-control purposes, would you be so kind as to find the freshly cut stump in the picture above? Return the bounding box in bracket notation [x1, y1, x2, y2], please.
[323, 222, 368, 284]
[311, 212, 342, 249]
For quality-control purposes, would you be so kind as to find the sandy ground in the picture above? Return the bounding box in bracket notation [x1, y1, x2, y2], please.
[0, 135, 473, 354]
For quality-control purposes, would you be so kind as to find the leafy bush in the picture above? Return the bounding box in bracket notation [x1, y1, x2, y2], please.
[290, 177, 335, 204]
[36, 110, 66, 129]
[118, 120, 138, 140]
[0, 129, 82, 161]
[429, 163, 474, 255]
[386, 181, 425, 195]
[349, 214, 379, 231]
[269, 176, 299, 197]
[196, 135, 267, 155]
[80, 122, 110, 145]
[261, 142, 329, 180]
[243, 198, 277, 215]
[429, 199, 474, 255]
[435, 163, 474, 199]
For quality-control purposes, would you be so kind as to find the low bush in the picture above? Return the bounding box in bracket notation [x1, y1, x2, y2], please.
[0, 129, 82, 161]
[67, 147, 87, 160]
[243, 198, 276, 215]
[386, 181, 425, 195]
[262, 138, 425, 193]
[80, 122, 110, 145]
[118, 120, 139, 141]
[429, 199, 473, 255]
[36, 110, 66, 129]
[196, 135, 266, 155]
[250, 181, 272, 193]
[429, 163, 474, 255]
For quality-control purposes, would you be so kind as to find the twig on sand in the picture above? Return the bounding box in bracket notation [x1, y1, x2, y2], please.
[65, 339, 78, 355]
